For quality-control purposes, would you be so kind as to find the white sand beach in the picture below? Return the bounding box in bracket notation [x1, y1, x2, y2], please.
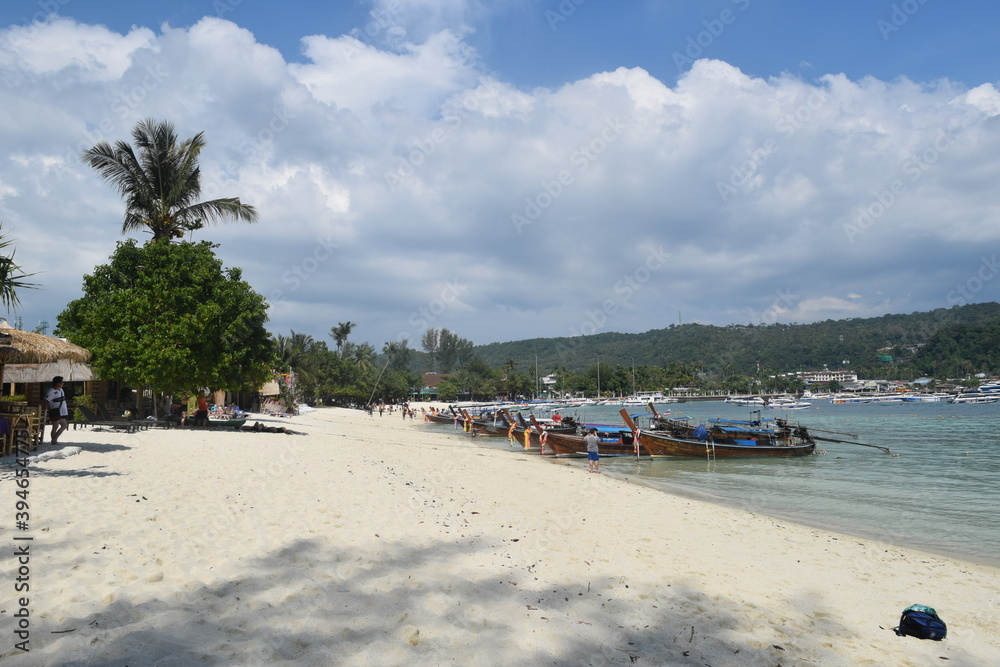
[2, 406, 998, 666]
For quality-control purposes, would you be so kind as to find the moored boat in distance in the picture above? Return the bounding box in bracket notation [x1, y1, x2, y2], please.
[947, 393, 1000, 404]
[900, 392, 951, 402]
[724, 395, 767, 406]
[763, 396, 812, 410]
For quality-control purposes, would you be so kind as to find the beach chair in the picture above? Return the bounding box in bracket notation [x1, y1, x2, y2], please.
[0, 415, 13, 457]
[23, 406, 43, 451]
[76, 405, 140, 434]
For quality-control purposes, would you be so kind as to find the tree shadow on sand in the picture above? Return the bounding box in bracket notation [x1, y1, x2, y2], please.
[0, 441, 133, 481]
[17, 536, 870, 666]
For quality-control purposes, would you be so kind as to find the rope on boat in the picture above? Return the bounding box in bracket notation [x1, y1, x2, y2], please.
[811, 434, 891, 455]
[809, 427, 861, 439]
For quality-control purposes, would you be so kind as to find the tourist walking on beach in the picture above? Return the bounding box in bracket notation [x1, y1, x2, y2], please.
[585, 427, 600, 473]
[46, 375, 69, 445]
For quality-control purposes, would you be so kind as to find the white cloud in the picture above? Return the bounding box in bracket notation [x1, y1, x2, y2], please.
[2, 15, 1000, 348]
[290, 29, 479, 116]
[0, 16, 155, 80]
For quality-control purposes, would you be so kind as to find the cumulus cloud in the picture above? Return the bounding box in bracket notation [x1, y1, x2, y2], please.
[1, 13, 1000, 348]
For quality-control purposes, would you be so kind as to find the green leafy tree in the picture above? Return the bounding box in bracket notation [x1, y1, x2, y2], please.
[421, 329, 440, 371]
[275, 331, 329, 401]
[56, 239, 272, 394]
[436, 328, 474, 373]
[436, 379, 459, 401]
[81, 118, 258, 242]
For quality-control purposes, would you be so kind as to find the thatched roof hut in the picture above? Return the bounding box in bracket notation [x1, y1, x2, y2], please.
[0, 320, 93, 394]
[0, 320, 91, 364]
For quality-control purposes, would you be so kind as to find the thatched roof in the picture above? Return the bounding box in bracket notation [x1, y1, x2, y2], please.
[3, 360, 94, 383]
[0, 320, 91, 364]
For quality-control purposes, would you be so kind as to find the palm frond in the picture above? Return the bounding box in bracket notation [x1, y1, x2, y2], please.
[82, 118, 258, 242]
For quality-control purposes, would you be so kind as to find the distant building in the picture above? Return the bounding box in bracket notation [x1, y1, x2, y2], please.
[797, 370, 858, 383]
[420, 372, 454, 398]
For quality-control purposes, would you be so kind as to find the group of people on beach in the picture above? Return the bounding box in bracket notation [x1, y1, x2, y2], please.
[367, 402, 417, 420]
[181, 390, 210, 427]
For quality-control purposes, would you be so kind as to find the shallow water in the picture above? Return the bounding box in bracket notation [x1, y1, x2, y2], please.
[466, 400, 1000, 567]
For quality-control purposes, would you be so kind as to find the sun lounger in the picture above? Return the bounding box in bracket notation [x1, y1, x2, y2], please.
[75, 405, 140, 434]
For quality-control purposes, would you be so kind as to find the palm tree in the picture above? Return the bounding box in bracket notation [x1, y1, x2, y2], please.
[330, 321, 356, 357]
[80, 118, 258, 242]
[0, 227, 36, 311]
[383, 339, 412, 371]
[274, 331, 319, 385]
[351, 342, 376, 374]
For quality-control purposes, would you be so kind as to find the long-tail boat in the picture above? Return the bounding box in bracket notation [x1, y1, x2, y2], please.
[425, 406, 460, 425]
[458, 408, 508, 436]
[645, 403, 802, 443]
[497, 410, 546, 451]
[529, 415, 646, 458]
[620, 409, 815, 459]
[496, 410, 578, 451]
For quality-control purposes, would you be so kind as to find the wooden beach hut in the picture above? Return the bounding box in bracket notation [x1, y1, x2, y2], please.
[0, 320, 93, 453]
[0, 319, 92, 393]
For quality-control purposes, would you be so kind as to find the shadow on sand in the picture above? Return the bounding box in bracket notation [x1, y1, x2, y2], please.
[22, 536, 853, 666]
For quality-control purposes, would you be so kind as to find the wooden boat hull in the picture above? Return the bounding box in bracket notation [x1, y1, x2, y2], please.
[638, 430, 815, 458]
[471, 422, 507, 436]
[544, 430, 642, 457]
[426, 412, 458, 425]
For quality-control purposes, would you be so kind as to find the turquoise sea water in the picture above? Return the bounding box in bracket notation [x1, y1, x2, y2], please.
[456, 400, 1000, 567]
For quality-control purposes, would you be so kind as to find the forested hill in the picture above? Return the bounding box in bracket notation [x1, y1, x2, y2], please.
[471, 302, 1000, 376]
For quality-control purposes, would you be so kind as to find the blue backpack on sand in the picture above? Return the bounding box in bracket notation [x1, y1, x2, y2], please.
[894, 604, 947, 640]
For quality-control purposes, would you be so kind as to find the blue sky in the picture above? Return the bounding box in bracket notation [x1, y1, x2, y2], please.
[1, 0, 1000, 351]
[6, 1, 997, 87]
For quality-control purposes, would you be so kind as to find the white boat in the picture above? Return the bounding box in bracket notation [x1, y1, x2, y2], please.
[832, 395, 872, 404]
[900, 393, 951, 402]
[802, 392, 833, 400]
[622, 392, 678, 406]
[948, 393, 1000, 404]
[724, 395, 767, 406]
[764, 397, 812, 410]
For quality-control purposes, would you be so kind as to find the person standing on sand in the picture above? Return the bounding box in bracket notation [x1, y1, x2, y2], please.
[585, 427, 600, 473]
[45, 375, 69, 445]
[194, 391, 209, 427]
[186, 392, 198, 426]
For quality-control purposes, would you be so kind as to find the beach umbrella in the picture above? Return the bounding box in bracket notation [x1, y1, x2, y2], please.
[0, 319, 91, 388]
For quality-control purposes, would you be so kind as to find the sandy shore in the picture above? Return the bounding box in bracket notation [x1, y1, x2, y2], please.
[1, 406, 997, 666]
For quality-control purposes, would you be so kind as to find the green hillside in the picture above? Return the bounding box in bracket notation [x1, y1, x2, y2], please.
[470, 302, 1000, 378]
